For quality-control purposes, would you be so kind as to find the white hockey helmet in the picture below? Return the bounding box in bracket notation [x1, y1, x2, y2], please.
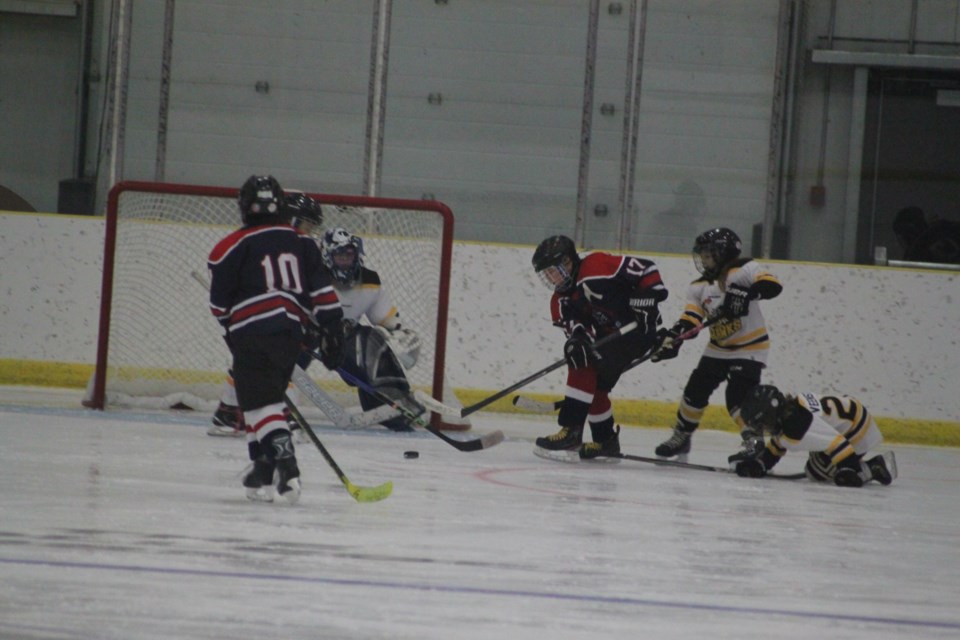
[321, 227, 365, 285]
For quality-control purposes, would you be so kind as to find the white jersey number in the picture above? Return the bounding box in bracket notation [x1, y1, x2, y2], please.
[260, 253, 303, 293]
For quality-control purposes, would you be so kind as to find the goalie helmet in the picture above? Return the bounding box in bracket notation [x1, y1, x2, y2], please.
[238, 175, 284, 225]
[321, 227, 365, 286]
[283, 192, 323, 235]
[692, 227, 741, 281]
[739, 384, 786, 435]
[532, 235, 580, 293]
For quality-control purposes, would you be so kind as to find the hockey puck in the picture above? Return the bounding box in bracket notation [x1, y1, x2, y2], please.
[403, 450, 419, 459]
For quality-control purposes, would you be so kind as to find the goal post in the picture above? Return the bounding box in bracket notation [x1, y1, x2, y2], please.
[84, 180, 469, 430]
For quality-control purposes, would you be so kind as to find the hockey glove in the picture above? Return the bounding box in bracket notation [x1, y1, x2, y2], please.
[650, 326, 683, 362]
[628, 293, 660, 313]
[381, 326, 421, 369]
[628, 293, 661, 327]
[563, 329, 599, 369]
[720, 284, 753, 319]
[316, 320, 347, 370]
[735, 457, 767, 478]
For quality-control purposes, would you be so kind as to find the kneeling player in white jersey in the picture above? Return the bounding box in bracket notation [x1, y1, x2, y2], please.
[734, 384, 896, 487]
[320, 227, 424, 431]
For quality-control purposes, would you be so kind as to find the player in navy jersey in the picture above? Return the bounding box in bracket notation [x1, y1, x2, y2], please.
[531, 235, 668, 459]
[207, 175, 345, 504]
[207, 191, 326, 437]
[650, 227, 782, 465]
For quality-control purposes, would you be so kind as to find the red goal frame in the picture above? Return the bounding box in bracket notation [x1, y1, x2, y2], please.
[85, 180, 461, 430]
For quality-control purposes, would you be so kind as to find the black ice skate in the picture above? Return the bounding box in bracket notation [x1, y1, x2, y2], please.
[833, 466, 866, 488]
[580, 426, 621, 460]
[242, 456, 276, 502]
[866, 452, 896, 485]
[275, 457, 301, 505]
[208, 402, 245, 438]
[269, 431, 301, 505]
[535, 426, 583, 451]
[655, 424, 693, 461]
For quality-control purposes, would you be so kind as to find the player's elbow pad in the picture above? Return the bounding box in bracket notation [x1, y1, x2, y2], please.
[750, 281, 782, 300]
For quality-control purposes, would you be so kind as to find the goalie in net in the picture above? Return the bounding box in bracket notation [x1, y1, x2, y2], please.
[209, 197, 425, 436]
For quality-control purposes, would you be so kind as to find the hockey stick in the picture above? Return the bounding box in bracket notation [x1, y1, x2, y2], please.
[512, 395, 562, 413]
[283, 394, 394, 502]
[309, 353, 505, 452]
[510, 316, 722, 414]
[290, 366, 403, 429]
[609, 452, 806, 480]
[416, 320, 640, 419]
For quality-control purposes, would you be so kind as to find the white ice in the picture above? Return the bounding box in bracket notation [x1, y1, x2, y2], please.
[1, 388, 958, 640]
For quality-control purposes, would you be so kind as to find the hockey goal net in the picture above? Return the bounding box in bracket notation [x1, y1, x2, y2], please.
[85, 181, 469, 430]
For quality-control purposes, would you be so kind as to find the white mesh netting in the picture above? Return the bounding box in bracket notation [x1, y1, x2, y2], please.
[87, 183, 463, 424]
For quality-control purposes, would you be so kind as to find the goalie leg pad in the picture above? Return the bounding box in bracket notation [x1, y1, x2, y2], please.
[345, 326, 420, 431]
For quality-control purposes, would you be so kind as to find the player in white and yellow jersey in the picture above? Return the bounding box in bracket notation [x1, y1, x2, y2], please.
[651, 227, 782, 464]
[734, 385, 896, 487]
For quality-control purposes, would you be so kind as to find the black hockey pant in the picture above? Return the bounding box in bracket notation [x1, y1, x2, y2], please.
[676, 356, 763, 431]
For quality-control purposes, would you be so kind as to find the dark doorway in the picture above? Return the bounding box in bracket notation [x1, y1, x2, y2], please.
[859, 70, 960, 263]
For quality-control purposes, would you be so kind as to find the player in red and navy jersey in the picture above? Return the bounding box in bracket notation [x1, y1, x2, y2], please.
[531, 235, 668, 459]
[207, 175, 345, 504]
[208, 190, 328, 437]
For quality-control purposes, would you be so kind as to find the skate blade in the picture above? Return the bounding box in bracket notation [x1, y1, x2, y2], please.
[656, 453, 689, 463]
[533, 447, 621, 464]
[207, 425, 245, 437]
[245, 487, 275, 503]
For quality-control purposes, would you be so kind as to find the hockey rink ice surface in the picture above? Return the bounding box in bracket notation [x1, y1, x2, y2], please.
[1, 390, 958, 640]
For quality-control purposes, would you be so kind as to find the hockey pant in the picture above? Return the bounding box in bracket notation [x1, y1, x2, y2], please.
[674, 356, 763, 433]
[558, 329, 656, 442]
[229, 330, 302, 458]
[339, 324, 417, 431]
[804, 409, 884, 481]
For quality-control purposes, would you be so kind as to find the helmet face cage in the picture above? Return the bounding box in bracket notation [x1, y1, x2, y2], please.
[322, 227, 365, 286]
[532, 235, 579, 293]
[692, 227, 741, 280]
[238, 175, 284, 224]
[284, 192, 323, 236]
[536, 263, 574, 292]
[739, 385, 785, 435]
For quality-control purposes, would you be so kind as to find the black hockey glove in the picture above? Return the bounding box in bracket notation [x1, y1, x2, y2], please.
[650, 325, 683, 362]
[563, 329, 599, 370]
[735, 456, 767, 478]
[628, 293, 660, 313]
[315, 320, 347, 370]
[720, 284, 753, 319]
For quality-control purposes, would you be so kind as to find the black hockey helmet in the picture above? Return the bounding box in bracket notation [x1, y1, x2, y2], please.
[284, 192, 323, 234]
[532, 235, 580, 293]
[739, 384, 786, 435]
[692, 227, 741, 280]
[238, 175, 284, 225]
